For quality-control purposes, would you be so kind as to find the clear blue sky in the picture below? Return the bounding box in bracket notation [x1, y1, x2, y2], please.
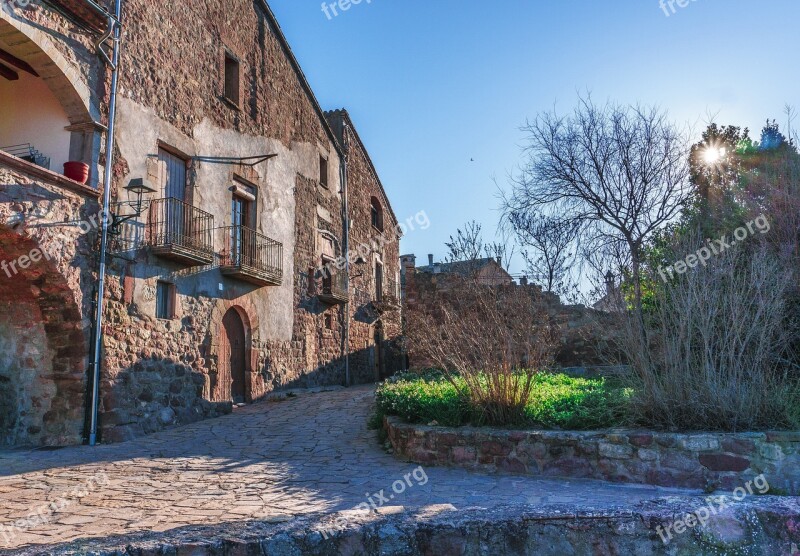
[269, 0, 800, 275]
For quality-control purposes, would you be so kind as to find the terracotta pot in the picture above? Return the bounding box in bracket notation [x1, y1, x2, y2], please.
[63, 161, 90, 184]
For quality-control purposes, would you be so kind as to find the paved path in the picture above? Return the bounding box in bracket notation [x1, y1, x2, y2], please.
[0, 386, 696, 550]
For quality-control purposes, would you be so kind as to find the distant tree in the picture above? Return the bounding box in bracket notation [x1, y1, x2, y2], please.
[688, 123, 753, 234]
[445, 220, 515, 272]
[507, 211, 580, 296]
[445, 220, 484, 263]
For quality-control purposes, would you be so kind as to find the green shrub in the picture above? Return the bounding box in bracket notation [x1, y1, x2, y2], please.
[374, 372, 633, 430]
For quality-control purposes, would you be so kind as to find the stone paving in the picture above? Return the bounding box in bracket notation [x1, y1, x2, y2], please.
[0, 386, 698, 551]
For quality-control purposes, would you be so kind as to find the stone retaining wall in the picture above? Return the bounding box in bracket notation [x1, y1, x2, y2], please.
[386, 417, 800, 494]
[8, 498, 800, 555]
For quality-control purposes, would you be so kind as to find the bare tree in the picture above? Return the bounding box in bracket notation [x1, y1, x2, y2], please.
[484, 239, 515, 272]
[508, 211, 580, 295]
[504, 96, 692, 326]
[445, 220, 484, 263]
[445, 220, 515, 273]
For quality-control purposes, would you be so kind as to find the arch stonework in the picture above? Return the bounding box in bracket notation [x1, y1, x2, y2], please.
[0, 6, 103, 446]
[206, 297, 260, 403]
[0, 224, 88, 446]
[0, 12, 101, 123]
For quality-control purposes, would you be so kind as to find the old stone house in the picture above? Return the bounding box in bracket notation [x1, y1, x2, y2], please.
[0, 0, 401, 446]
[407, 254, 514, 286]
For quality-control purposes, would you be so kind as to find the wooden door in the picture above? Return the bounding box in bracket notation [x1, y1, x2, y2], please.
[220, 309, 247, 404]
[374, 327, 384, 381]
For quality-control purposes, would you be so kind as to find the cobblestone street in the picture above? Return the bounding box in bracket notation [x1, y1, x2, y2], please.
[0, 386, 694, 551]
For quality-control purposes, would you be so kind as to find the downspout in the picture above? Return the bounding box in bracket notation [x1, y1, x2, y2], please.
[341, 122, 351, 387]
[89, 0, 123, 446]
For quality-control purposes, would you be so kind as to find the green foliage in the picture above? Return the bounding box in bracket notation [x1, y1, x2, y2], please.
[374, 372, 633, 430]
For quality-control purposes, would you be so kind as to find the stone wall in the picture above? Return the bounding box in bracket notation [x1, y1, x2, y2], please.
[8, 498, 800, 555]
[0, 156, 100, 446]
[402, 267, 621, 369]
[386, 417, 800, 494]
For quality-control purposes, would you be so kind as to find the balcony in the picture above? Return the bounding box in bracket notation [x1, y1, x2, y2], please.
[373, 276, 400, 313]
[147, 198, 214, 265]
[319, 270, 348, 305]
[219, 225, 283, 287]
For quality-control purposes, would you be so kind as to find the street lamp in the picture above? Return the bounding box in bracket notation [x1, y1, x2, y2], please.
[109, 178, 156, 235]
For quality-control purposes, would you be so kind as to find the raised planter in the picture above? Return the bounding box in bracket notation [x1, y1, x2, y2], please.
[385, 417, 800, 493]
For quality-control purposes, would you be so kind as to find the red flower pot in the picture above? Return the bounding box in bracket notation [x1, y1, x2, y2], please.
[63, 161, 90, 184]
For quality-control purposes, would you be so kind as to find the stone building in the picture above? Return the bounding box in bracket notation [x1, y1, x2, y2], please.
[0, 0, 401, 446]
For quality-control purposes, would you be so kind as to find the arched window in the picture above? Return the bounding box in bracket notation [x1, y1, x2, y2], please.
[370, 196, 383, 231]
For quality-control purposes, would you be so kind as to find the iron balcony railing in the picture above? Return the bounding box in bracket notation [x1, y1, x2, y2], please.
[220, 225, 283, 286]
[320, 270, 348, 304]
[147, 197, 214, 265]
[1, 143, 50, 170]
[383, 276, 400, 304]
[374, 275, 399, 307]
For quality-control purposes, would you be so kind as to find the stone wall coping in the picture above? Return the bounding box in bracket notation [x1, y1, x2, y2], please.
[7, 497, 799, 555]
[385, 416, 800, 442]
[0, 151, 100, 198]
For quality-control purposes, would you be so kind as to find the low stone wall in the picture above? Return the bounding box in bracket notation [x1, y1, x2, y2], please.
[8, 498, 800, 555]
[386, 417, 800, 493]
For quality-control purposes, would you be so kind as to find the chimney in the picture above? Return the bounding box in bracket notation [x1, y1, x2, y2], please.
[428, 254, 434, 268]
[605, 271, 615, 297]
[400, 254, 416, 277]
[496, 256, 502, 266]
[520, 276, 528, 286]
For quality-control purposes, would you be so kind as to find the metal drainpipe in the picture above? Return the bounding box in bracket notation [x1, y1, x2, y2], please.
[341, 122, 351, 387]
[89, 0, 123, 446]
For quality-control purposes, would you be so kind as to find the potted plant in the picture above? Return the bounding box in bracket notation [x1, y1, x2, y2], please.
[63, 161, 90, 184]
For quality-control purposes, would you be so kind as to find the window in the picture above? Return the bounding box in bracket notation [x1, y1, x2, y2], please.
[223, 52, 240, 105]
[370, 197, 383, 231]
[375, 261, 383, 302]
[324, 312, 334, 330]
[319, 155, 329, 188]
[321, 256, 333, 293]
[156, 281, 176, 319]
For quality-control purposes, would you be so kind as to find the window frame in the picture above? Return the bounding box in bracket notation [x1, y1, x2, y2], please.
[319, 155, 329, 189]
[222, 50, 241, 108]
[155, 280, 176, 320]
[370, 197, 384, 232]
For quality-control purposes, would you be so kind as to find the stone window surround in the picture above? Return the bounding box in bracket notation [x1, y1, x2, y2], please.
[221, 46, 242, 110]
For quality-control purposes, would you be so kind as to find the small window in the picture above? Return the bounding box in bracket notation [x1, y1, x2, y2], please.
[223, 52, 240, 105]
[156, 281, 176, 320]
[324, 312, 334, 330]
[319, 155, 329, 188]
[371, 197, 383, 231]
[375, 261, 383, 302]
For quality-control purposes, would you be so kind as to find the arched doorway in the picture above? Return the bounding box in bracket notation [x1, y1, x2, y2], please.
[220, 308, 247, 404]
[373, 324, 385, 381]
